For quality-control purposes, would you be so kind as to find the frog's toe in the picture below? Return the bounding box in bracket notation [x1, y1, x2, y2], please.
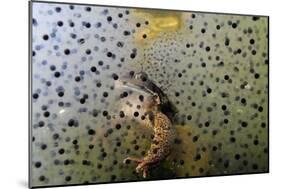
[123, 157, 142, 164]
[135, 164, 142, 173]
[123, 157, 129, 164]
[142, 167, 148, 178]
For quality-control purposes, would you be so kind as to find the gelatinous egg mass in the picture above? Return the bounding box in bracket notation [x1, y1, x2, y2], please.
[30, 2, 268, 187]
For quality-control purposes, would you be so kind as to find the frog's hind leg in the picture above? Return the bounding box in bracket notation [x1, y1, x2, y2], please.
[123, 157, 149, 178]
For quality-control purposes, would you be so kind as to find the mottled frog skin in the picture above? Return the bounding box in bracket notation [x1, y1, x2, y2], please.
[123, 73, 176, 178]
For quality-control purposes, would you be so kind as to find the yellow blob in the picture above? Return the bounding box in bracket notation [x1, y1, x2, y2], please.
[132, 10, 185, 44]
[151, 16, 180, 31]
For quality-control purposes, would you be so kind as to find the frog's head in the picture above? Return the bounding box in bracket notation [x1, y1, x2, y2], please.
[119, 70, 178, 119]
[119, 71, 153, 94]
[121, 71, 149, 84]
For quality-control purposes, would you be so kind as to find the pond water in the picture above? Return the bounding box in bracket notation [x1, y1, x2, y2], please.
[30, 2, 268, 187]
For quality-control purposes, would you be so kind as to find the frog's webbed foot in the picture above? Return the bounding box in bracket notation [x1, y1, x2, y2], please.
[123, 157, 149, 178]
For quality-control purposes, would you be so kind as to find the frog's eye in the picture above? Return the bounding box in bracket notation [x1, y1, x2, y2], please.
[139, 73, 148, 81]
[141, 75, 147, 82]
[134, 72, 148, 82]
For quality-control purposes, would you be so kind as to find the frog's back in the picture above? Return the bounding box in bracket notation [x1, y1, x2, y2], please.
[145, 111, 175, 163]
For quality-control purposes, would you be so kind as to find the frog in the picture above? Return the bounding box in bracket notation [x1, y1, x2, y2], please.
[121, 71, 177, 178]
